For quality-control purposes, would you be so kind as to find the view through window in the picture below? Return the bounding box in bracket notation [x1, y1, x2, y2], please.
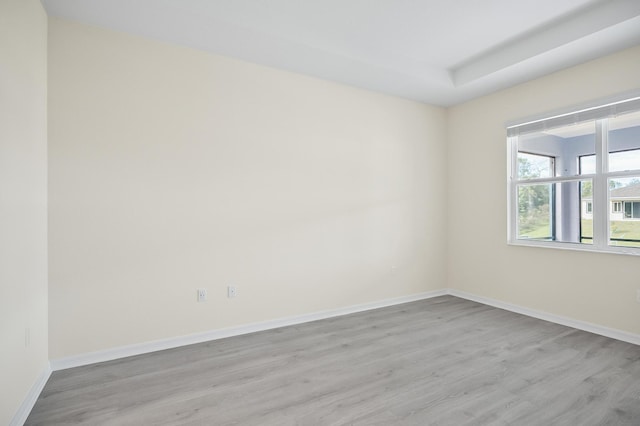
[508, 98, 640, 254]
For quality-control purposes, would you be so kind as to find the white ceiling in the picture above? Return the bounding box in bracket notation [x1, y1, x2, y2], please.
[40, 0, 640, 106]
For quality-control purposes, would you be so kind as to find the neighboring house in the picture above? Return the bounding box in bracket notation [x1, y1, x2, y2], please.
[582, 183, 640, 220]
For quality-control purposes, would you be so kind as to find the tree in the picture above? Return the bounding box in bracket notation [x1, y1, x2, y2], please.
[517, 157, 551, 235]
[518, 157, 542, 179]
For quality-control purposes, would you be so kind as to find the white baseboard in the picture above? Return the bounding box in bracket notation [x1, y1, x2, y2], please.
[10, 363, 51, 426]
[50, 288, 640, 372]
[50, 289, 448, 371]
[448, 289, 640, 346]
[20, 288, 640, 425]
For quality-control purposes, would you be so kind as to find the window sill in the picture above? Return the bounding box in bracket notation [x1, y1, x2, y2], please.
[507, 238, 640, 256]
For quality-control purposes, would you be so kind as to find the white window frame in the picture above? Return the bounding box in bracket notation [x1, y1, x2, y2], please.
[612, 201, 622, 213]
[507, 93, 640, 256]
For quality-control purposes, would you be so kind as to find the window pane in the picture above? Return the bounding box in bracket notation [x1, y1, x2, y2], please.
[519, 121, 595, 177]
[609, 150, 640, 172]
[609, 177, 640, 248]
[516, 180, 590, 243]
[517, 152, 553, 179]
[579, 154, 595, 175]
[517, 184, 552, 240]
[580, 180, 593, 244]
[608, 110, 640, 172]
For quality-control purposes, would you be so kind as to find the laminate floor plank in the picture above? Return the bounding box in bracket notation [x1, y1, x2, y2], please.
[26, 296, 640, 425]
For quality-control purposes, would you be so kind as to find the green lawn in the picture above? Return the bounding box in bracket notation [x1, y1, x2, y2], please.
[520, 219, 640, 247]
[519, 224, 552, 240]
[581, 219, 593, 244]
[582, 219, 640, 247]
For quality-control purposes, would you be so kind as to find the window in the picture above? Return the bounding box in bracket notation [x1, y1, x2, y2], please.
[624, 201, 640, 219]
[517, 152, 554, 179]
[508, 95, 640, 254]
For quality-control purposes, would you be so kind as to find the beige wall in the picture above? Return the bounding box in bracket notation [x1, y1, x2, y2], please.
[0, 0, 49, 423]
[48, 19, 447, 359]
[447, 45, 640, 335]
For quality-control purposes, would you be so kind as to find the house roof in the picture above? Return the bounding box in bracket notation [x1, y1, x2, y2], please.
[610, 183, 640, 199]
[582, 183, 640, 202]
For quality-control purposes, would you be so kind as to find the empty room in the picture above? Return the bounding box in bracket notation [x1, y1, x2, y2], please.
[3, 0, 640, 424]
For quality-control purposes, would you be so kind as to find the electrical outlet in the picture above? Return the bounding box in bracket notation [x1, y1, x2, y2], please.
[228, 285, 237, 298]
[637, 289, 640, 303]
[197, 288, 207, 302]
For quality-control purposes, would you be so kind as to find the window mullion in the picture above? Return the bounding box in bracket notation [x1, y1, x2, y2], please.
[507, 136, 518, 241]
[516, 175, 593, 185]
[593, 119, 608, 249]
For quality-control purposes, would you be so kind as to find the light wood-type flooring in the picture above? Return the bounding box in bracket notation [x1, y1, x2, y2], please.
[26, 296, 640, 425]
